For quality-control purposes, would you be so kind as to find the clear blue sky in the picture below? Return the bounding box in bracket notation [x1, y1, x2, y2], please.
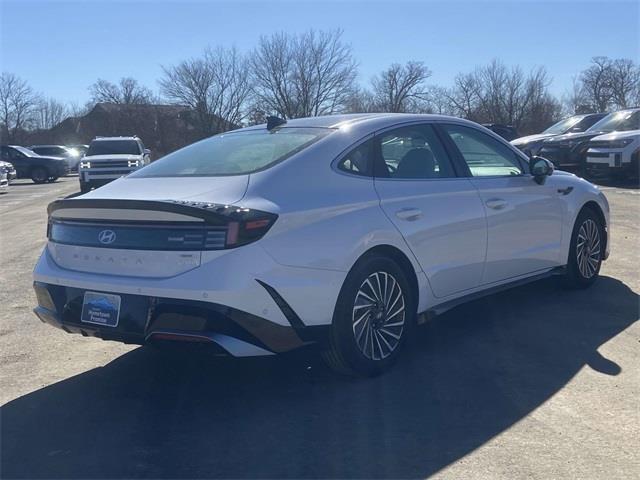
[1, 0, 638, 104]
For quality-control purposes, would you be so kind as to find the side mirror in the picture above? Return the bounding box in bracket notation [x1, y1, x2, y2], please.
[143, 149, 151, 156]
[530, 156, 554, 184]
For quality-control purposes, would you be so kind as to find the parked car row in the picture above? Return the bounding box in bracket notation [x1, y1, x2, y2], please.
[0, 138, 149, 190]
[0, 145, 69, 184]
[511, 108, 640, 180]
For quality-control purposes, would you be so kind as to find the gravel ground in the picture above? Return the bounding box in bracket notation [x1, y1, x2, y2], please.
[0, 176, 638, 479]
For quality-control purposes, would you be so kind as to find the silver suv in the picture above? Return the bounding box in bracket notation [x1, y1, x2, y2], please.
[79, 136, 150, 193]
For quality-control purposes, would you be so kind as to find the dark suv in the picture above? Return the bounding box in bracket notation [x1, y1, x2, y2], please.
[0, 145, 69, 183]
[537, 109, 640, 170]
[29, 145, 82, 171]
[511, 113, 607, 157]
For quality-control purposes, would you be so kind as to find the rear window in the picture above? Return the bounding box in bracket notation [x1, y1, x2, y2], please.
[88, 140, 141, 156]
[131, 127, 331, 177]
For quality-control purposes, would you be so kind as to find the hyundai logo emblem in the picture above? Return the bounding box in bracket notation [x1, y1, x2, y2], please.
[98, 229, 117, 245]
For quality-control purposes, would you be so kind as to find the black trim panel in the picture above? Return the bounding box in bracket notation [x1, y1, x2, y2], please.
[33, 282, 307, 353]
[48, 198, 273, 227]
[425, 267, 565, 317]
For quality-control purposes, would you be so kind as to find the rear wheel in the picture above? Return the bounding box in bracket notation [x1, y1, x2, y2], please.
[565, 208, 604, 288]
[322, 255, 414, 376]
[79, 182, 91, 193]
[30, 167, 48, 184]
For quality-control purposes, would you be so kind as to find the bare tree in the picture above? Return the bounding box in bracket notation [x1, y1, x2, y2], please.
[160, 46, 251, 135]
[0, 72, 40, 143]
[67, 100, 93, 118]
[424, 86, 454, 115]
[563, 75, 592, 115]
[371, 61, 431, 113]
[445, 60, 560, 133]
[579, 57, 614, 112]
[89, 77, 153, 105]
[446, 72, 481, 120]
[33, 98, 69, 130]
[343, 86, 377, 113]
[250, 29, 357, 118]
[609, 58, 640, 109]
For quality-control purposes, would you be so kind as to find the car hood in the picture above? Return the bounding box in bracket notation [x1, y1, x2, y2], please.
[80, 175, 250, 205]
[589, 129, 640, 141]
[0, 161, 15, 168]
[542, 131, 603, 144]
[83, 154, 142, 161]
[511, 133, 555, 146]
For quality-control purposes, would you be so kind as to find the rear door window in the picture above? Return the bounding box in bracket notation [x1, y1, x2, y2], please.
[377, 124, 456, 179]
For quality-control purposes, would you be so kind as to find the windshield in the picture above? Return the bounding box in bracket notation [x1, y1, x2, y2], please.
[13, 146, 37, 156]
[587, 110, 640, 133]
[131, 127, 332, 177]
[87, 140, 141, 156]
[543, 116, 584, 135]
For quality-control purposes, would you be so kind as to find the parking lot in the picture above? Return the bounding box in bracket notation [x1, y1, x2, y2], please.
[0, 177, 638, 479]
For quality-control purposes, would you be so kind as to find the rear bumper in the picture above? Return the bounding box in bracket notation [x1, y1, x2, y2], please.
[32, 242, 344, 355]
[33, 281, 328, 356]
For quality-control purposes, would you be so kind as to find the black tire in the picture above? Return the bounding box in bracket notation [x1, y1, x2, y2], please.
[79, 182, 91, 194]
[30, 167, 49, 184]
[565, 207, 605, 289]
[47, 177, 58, 183]
[322, 254, 415, 376]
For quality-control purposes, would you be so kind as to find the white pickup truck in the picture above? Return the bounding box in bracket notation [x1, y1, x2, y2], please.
[79, 136, 150, 193]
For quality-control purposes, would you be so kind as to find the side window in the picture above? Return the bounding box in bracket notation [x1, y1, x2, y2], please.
[442, 124, 523, 177]
[337, 138, 374, 177]
[378, 124, 455, 179]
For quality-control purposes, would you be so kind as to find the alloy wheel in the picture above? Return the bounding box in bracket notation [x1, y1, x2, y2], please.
[576, 218, 601, 279]
[352, 271, 405, 361]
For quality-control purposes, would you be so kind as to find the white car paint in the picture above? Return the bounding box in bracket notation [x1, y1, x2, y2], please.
[33, 114, 610, 357]
[586, 129, 640, 170]
[79, 137, 150, 185]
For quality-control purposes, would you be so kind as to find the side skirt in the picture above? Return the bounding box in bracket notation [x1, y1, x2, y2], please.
[419, 266, 566, 321]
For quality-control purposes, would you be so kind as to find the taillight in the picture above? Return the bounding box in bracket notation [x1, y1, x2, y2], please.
[46, 199, 278, 251]
[225, 212, 278, 248]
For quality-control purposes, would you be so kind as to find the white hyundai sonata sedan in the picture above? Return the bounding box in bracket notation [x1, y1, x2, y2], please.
[33, 114, 610, 375]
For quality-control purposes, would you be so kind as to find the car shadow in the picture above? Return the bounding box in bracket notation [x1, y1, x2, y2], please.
[1, 276, 638, 479]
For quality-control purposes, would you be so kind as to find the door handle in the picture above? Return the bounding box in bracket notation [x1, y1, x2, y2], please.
[557, 186, 573, 195]
[485, 198, 508, 210]
[395, 208, 423, 221]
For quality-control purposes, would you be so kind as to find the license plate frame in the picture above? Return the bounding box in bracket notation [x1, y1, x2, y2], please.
[81, 291, 121, 328]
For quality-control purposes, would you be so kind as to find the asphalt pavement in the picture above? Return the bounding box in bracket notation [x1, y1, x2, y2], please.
[0, 176, 638, 479]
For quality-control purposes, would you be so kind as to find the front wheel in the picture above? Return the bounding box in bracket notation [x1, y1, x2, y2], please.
[30, 167, 49, 184]
[322, 255, 414, 376]
[565, 208, 604, 288]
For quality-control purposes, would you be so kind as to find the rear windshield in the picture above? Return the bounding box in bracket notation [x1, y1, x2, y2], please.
[131, 127, 331, 177]
[88, 140, 141, 156]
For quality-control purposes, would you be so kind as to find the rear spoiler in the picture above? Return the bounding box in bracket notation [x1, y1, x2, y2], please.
[47, 198, 264, 226]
